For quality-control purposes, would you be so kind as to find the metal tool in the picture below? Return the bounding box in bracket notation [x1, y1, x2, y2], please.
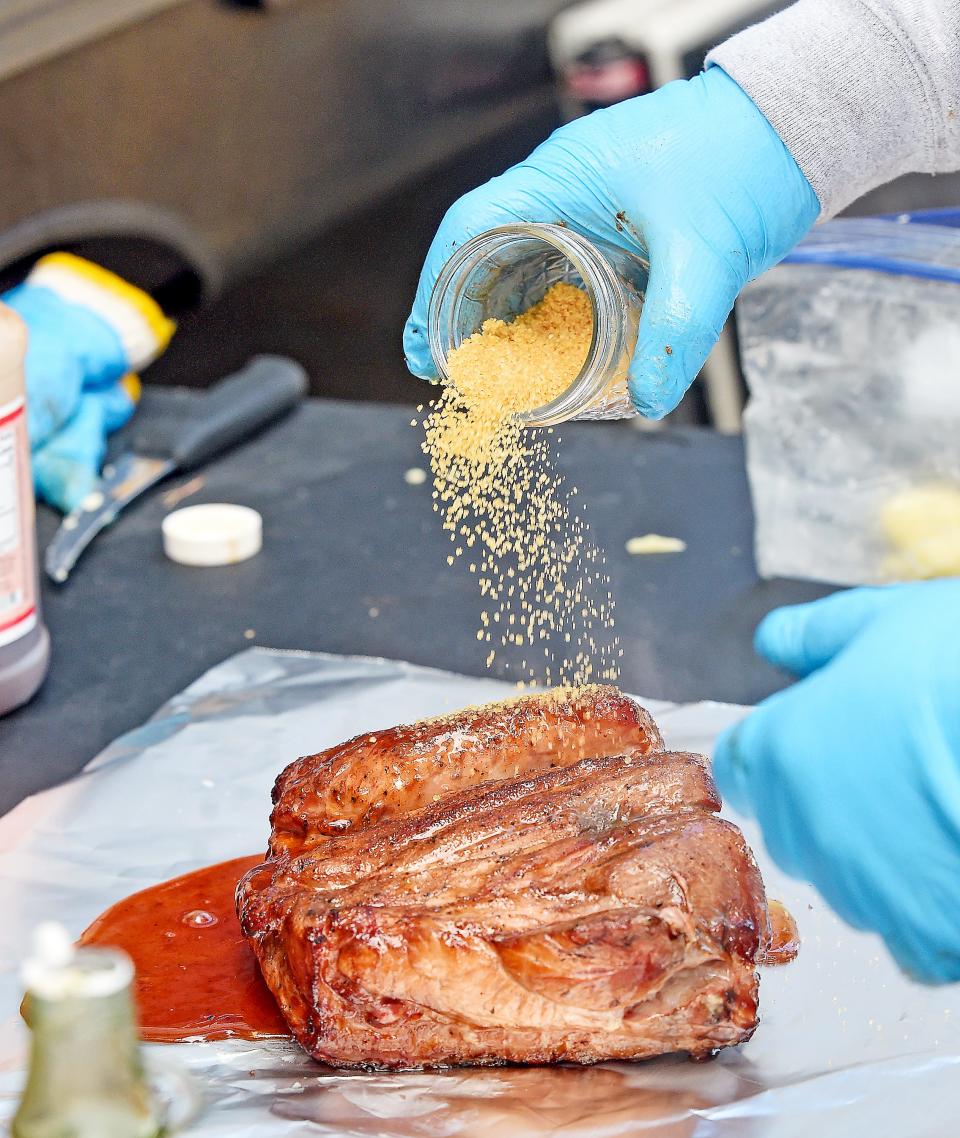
[44, 355, 308, 583]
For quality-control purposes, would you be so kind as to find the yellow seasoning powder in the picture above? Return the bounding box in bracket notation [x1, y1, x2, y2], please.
[419, 282, 621, 686]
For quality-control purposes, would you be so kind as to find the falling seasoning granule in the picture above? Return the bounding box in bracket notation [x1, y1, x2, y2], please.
[418, 282, 619, 686]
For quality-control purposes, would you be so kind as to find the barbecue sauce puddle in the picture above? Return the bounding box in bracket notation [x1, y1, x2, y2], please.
[80, 859, 799, 1046]
[80, 855, 289, 1042]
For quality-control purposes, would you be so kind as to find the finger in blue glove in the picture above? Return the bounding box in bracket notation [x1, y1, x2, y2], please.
[31, 378, 138, 514]
[3, 283, 130, 447]
[404, 67, 820, 416]
[713, 581, 960, 983]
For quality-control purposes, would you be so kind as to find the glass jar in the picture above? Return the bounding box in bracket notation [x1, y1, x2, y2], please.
[427, 222, 648, 426]
[13, 926, 197, 1138]
[14, 940, 160, 1138]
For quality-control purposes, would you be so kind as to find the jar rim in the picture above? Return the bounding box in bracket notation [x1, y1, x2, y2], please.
[426, 222, 637, 428]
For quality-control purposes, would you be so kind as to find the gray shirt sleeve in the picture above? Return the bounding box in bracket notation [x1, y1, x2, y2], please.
[706, 0, 960, 217]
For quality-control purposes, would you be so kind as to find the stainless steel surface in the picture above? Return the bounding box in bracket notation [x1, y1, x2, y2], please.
[44, 454, 172, 583]
[0, 0, 185, 83]
[1, 649, 958, 1137]
[0, 0, 568, 286]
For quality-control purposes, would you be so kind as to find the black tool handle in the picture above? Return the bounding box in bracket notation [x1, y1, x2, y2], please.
[171, 355, 308, 471]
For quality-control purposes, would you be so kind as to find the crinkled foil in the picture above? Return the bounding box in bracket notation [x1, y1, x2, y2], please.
[1, 649, 958, 1137]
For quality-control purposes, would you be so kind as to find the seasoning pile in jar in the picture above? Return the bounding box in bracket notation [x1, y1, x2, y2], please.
[418, 282, 620, 686]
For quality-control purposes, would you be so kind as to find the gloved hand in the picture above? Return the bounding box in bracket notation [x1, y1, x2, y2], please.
[3, 254, 174, 513]
[713, 581, 960, 984]
[404, 67, 820, 418]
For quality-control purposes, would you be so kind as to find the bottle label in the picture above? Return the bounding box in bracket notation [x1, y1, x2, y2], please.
[0, 397, 37, 648]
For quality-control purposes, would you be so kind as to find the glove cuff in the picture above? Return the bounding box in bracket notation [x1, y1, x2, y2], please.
[25, 253, 175, 372]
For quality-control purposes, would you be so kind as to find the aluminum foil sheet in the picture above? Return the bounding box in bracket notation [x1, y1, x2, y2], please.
[1, 648, 958, 1137]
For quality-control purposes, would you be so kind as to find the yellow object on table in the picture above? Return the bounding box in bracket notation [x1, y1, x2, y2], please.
[880, 483, 960, 579]
[625, 534, 687, 555]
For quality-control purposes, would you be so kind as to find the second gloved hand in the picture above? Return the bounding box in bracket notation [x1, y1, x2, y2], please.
[3, 254, 174, 513]
[404, 67, 820, 418]
[713, 581, 960, 984]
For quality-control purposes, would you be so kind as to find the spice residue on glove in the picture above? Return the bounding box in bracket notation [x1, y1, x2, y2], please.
[419, 283, 620, 686]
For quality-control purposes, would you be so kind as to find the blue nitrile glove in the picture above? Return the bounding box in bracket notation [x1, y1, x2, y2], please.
[404, 67, 820, 418]
[3, 253, 174, 513]
[30, 374, 142, 515]
[713, 582, 960, 984]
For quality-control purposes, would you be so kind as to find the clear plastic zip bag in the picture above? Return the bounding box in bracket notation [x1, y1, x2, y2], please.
[737, 209, 960, 586]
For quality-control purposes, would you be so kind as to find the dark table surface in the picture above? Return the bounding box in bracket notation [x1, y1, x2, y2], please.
[0, 391, 834, 816]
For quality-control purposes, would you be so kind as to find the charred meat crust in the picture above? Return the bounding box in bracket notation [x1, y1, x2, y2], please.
[269, 686, 663, 852]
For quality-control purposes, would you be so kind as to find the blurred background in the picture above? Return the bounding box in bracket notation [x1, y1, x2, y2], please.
[3, 0, 958, 426]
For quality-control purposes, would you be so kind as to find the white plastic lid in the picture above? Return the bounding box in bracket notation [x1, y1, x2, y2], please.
[162, 503, 262, 567]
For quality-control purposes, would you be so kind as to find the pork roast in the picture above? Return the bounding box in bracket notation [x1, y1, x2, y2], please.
[237, 685, 772, 1069]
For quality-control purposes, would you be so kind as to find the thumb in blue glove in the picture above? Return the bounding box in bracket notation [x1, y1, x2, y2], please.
[3, 254, 173, 513]
[404, 67, 820, 417]
[713, 581, 960, 983]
